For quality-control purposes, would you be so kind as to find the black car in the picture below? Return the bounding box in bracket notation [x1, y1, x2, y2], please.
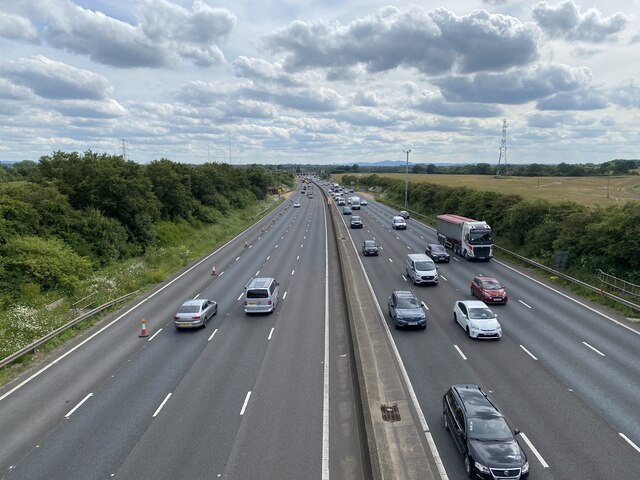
[426, 243, 450, 263]
[362, 240, 379, 256]
[350, 215, 363, 228]
[443, 385, 529, 479]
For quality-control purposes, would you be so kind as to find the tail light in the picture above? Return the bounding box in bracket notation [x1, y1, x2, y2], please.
[192, 315, 201, 319]
[268, 300, 272, 305]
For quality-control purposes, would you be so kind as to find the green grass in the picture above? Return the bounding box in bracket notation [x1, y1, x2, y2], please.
[337, 173, 640, 207]
[0, 196, 283, 385]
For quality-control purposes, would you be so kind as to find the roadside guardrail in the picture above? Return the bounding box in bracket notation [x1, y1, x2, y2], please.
[0, 291, 139, 369]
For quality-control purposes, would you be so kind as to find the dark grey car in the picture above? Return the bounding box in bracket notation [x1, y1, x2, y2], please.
[388, 291, 426, 329]
[362, 240, 379, 256]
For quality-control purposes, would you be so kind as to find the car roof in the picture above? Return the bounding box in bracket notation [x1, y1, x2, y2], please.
[246, 277, 274, 288]
[458, 299, 491, 309]
[181, 299, 208, 306]
[393, 216, 405, 220]
[428, 243, 443, 248]
[351, 216, 361, 219]
[393, 290, 417, 299]
[475, 275, 499, 282]
[364, 240, 376, 244]
[452, 384, 502, 417]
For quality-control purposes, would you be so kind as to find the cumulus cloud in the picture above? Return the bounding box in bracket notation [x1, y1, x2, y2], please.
[536, 89, 607, 110]
[411, 90, 503, 117]
[353, 91, 382, 107]
[232, 57, 302, 87]
[0, 55, 113, 100]
[266, 6, 539, 77]
[609, 79, 640, 108]
[532, 1, 629, 42]
[9, 0, 235, 68]
[432, 63, 593, 104]
[54, 99, 128, 118]
[0, 11, 38, 42]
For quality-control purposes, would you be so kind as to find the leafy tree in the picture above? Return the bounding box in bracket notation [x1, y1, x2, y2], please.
[145, 159, 194, 220]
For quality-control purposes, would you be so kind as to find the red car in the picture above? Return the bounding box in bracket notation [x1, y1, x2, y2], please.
[471, 275, 508, 304]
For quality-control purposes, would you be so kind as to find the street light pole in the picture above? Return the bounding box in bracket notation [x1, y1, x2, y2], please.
[403, 149, 411, 209]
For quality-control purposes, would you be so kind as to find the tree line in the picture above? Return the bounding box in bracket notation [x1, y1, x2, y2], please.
[343, 174, 640, 284]
[0, 151, 294, 303]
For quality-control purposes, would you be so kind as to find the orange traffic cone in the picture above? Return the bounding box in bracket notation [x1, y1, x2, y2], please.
[211, 264, 217, 276]
[139, 319, 149, 337]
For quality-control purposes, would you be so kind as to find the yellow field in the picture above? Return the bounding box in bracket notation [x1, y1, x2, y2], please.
[336, 173, 640, 207]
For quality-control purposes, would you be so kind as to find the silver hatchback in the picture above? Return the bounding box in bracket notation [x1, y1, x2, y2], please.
[174, 298, 217, 329]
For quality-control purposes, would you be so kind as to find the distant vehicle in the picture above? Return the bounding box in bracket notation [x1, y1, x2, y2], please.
[425, 243, 450, 263]
[174, 299, 217, 329]
[362, 240, 379, 256]
[443, 384, 529, 479]
[471, 275, 508, 304]
[338, 198, 346, 206]
[453, 300, 501, 339]
[342, 206, 352, 215]
[399, 210, 410, 219]
[293, 201, 301, 208]
[360, 198, 368, 206]
[437, 214, 493, 260]
[388, 291, 426, 329]
[350, 215, 363, 228]
[392, 216, 406, 230]
[351, 196, 361, 209]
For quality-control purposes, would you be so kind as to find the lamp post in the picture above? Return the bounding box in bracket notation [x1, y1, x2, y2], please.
[403, 149, 411, 209]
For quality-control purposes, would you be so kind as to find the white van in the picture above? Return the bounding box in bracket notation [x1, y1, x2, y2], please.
[405, 253, 438, 285]
[244, 277, 280, 314]
[392, 216, 407, 230]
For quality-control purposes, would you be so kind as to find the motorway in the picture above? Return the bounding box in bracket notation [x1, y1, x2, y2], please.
[2, 179, 640, 479]
[0, 189, 365, 480]
[331, 187, 640, 479]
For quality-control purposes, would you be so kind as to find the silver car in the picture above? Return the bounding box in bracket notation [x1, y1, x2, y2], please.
[174, 298, 217, 329]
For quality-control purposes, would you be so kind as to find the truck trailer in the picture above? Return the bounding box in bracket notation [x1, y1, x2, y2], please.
[436, 214, 493, 261]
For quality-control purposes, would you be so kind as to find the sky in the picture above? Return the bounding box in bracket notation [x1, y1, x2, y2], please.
[0, 0, 639, 166]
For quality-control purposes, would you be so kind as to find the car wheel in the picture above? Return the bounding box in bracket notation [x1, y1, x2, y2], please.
[470, 288, 475, 297]
[443, 411, 449, 431]
[466, 325, 472, 338]
[394, 320, 400, 330]
[464, 455, 472, 478]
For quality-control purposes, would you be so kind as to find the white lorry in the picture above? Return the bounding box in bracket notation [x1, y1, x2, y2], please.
[436, 214, 493, 260]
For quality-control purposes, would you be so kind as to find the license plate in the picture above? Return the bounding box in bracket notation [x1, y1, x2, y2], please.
[248, 302, 257, 305]
[409, 322, 417, 326]
[493, 297, 502, 301]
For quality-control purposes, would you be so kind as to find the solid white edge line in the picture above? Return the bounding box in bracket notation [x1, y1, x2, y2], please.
[582, 341, 606, 357]
[519, 432, 549, 468]
[153, 393, 172, 418]
[518, 299, 532, 309]
[339, 206, 449, 480]
[519, 344, 538, 360]
[65, 393, 93, 418]
[268, 327, 274, 340]
[619, 433, 640, 454]
[0, 200, 287, 403]
[322, 190, 330, 480]
[207, 329, 218, 342]
[454, 345, 467, 360]
[147, 328, 163, 342]
[495, 259, 640, 336]
[240, 391, 252, 415]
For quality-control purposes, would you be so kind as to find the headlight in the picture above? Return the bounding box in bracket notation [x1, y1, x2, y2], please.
[522, 461, 529, 474]
[474, 461, 490, 474]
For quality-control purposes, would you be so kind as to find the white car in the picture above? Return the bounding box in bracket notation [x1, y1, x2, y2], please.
[360, 199, 368, 206]
[453, 300, 502, 339]
[293, 201, 301, 208]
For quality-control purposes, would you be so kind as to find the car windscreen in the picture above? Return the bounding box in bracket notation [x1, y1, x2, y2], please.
[352, 216, 361, 221]
[468, 307, 495, 319]
[396, 297, 420, 308]
[415, 261, 435, 271]
[246, 289, 269, 299]
[365, 241, 376, 247]
[482, 280, 502, 289]
[178, 305, 200, 313]
[468, 416, 513, 441]
[430, 245, 446, 253]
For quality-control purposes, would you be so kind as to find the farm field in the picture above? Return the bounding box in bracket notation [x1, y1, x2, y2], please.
[337, 173, 640, 207]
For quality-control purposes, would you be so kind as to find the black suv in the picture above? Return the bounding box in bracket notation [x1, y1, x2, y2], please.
[443, 385, 529, 479]
[362, 240, 379, 256]
[426, 243, 450, 263]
